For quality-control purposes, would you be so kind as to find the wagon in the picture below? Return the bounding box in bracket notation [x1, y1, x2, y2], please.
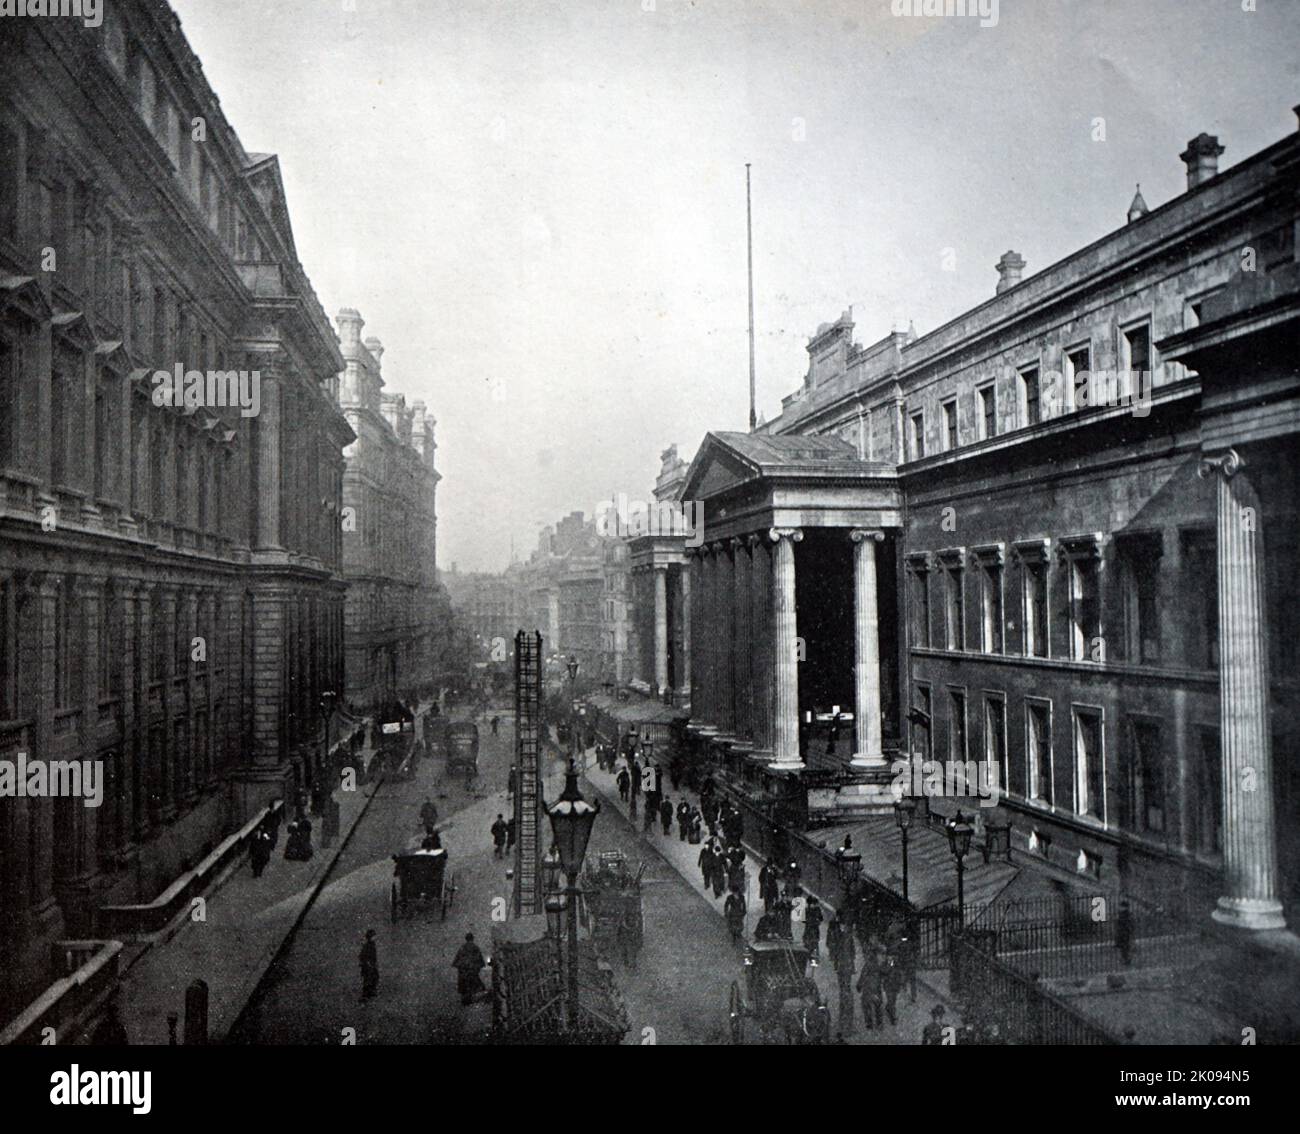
[583, 851, 644, 968]
[446, 722, 480, 784]
[727, 940, 829, 1044]
[391, 848, 455, 921]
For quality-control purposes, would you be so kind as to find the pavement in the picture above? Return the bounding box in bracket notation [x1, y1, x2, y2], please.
[76, 706, 442, 1045]
[579, 747, 959, 1044]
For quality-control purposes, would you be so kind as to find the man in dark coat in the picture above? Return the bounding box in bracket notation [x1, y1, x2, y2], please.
[490, 814, 508, 857]
[698, 842, 715, 891]
[856, 942, 885, 1030]
[452, 933, 486, 1005]
[505, 817, 517, 852]
[91, 999, 129, 1045]
[616, 767, 630, 801]
[249, 827, 272, 878]
[922, 1004, 949, 1045]
[724, 889, 746, 944]
[420, 797, 439, 831]
[677, 800, 691, 841]
[882, 948, 906, 1026]
[660, 795, 674, 835]
[803, 895, 824, 956]
[643, 789, 658, 833]
[759, 860, 780, 913]
[359, 929, 379, 1000]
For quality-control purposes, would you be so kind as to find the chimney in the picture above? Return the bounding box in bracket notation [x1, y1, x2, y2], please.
[1180, 133, 1224, 190]
[995, 251, 1026, 295]
[335, 307, 363, 343]
[364, 336, 384, 368]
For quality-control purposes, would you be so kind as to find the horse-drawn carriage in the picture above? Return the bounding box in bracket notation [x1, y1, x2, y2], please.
[727, 941, 830, 1044]
[446, 722, 480, 784]
[582, 850, 644, 968]
[391, 847, 456, 921]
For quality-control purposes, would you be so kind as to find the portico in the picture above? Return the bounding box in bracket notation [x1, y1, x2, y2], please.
[679, 432, 902, 806]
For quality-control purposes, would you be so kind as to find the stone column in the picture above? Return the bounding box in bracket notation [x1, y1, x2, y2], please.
[701, 547, 716, 726]
[850, 529, 887, 768]
[733, 537, 752, 740]
[653, 566, 669, 696]
[679, 563, 692, 700]
[1198, 450, 1285, 930]
[254, 371, 282, 551]
[769, 527, 803, 770]
[751, 535, 773, 752]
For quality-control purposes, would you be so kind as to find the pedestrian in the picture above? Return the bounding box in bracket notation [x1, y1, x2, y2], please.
[724, 889, 746, 945]
[452, 932, 487, 1005]
[616, 767, 630, 801]
[643, 789, 658, 834]
[677, 800, 690, 841]
[897, 925, 919, 1004]
[882, 948, 905, 1026]
[921, 1004, 948, 1045]
[803, 894, 824, 956]
[836, 963, 855, 1036]
[491, 715, 500, 736]
[506, 816, 517, 852]
[507, 765, 517, 798]
[359, 929, 380, 1000]
[249, 827, 272, 878]
[727, 855, 746, 896]
[698, 841, 715, 891]
[420, 796, 439, 831]
[490, 814, 508, 858]
[759, 859, 780, 913]
[90, 999, 129, 1046]
[660, 795, 673, 836]
[774, 895, 793, 939]
[856, 943, 884, 1031]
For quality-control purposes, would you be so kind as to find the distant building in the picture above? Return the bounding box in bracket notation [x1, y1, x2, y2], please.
[335, 308, 442, 710]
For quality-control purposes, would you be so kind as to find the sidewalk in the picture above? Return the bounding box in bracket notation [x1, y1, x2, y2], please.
[77, 710, 431, 1045]
[581, 750, 958, 1044]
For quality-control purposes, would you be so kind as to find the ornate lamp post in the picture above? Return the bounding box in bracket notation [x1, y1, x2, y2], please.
[566, 655, 580, 763]
[894, 796, 917, 903]
[547, 762, 599, 1031]
[945, 810, 974, 925]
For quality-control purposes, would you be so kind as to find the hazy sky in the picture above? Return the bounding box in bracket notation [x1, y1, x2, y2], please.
[170, 0, 1300, 572]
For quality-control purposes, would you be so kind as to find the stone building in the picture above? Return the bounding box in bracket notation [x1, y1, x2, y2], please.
[0, 2, 352, 1016]
[677, 114, 1300, 926]
[335, 308, 442, 710]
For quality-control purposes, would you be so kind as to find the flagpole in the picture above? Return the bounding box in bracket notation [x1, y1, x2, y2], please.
[746, 163, 757, 433]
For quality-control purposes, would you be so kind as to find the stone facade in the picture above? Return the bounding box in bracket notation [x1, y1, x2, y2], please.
[675, 114, 1300, 921]
[0, 2, 353, 1016]
[335, 309, 442, 711]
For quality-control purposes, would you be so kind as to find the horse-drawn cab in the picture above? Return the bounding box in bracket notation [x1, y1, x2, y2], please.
[728, 940, 829, 1044]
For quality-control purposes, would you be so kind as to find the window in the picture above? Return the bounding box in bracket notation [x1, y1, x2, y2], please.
[908, 558, 930, 648]
[914, 684, 932, 760]
[1016, 542, 1049, 658]
[978, 558, 1003, 654]
[1060, 536, 1103, 661]
[909, 411, 925, 459]
[50, 360, 70, 488]
[1073, 707, 1105, 821]
[942, 399, 958, 451]
[941, 554, 964, 651]
[1191, 727, 1222, 855]
[1127, 718, 1165, 835]
[1123, 321, 1151, 382]
[1065, 344, 1090, 412]
[978, 383, 996, 439]
[55, 580, 75, 710]
[0, 120, 19, 243]
[949, 689, 967, 761]
[984, 694, 1007, 792]
[1020, 366, 1041, 426]
[1181, 530, 1218, 669]
[1026, 700, 1053, 805]
[1118, 532, 1162, 663]
[0, 331, 19, 468]
[0, 578, 15, 721]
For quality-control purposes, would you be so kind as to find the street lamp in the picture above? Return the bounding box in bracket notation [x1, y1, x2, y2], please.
[542, 846, 564, 939]
[945, 810, 974, 925]
[566, 655, 580, 763]
[894, 796, 917, 904]
[547, 761, 599, 1032]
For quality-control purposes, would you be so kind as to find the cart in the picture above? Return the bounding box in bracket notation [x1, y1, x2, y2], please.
[391, 848, 455, 921]
[446, 722, 479, 785]
[727, 940, 829, 1044]
[582, 851, 644, 969]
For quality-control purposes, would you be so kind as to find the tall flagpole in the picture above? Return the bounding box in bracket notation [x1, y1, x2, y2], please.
[746, 163, 757, 433]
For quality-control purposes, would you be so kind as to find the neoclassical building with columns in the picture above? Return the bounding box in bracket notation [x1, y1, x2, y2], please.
[0, 3, 352, 1016]
[673, 112, 1300, 928]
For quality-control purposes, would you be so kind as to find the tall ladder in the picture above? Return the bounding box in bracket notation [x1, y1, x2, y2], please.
[513, 630, 544, 916]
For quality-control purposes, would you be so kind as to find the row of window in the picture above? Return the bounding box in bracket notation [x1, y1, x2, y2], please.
[907, 530, 1220, 670]
[912, 683, 1223, 856]
[905, 321, 1158, 459]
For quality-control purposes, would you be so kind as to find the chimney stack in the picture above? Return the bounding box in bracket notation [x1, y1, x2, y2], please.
[335, 307, 363, 343]
[1180, 133, 1224, 190]
[995, 250, 1026, 295]
[364, 336, 384, 368]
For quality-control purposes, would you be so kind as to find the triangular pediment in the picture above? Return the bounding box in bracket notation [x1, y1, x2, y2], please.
[243, 153, 298, 262]
[682, 433, 763, 502]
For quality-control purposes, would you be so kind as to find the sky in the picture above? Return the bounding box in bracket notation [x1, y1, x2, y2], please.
[169, 0, 1300, 572]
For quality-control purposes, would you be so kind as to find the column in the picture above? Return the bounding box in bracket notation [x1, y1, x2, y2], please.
[254, 370, 282, 551]
[769, 527, 803, 770]
[653, 566, 669, 695]
[679, 563, 692, 700]
[752, 535, 773, 753]
[733, 537, 752, 740]
[1198, 450, 1285, 930]
[850, 529, 887, 768]
[701, 547, 716, 726]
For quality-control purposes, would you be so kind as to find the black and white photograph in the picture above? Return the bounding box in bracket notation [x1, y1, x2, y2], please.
[0, 0, 1298, 1109]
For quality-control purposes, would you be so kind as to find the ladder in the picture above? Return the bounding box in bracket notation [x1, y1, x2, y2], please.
[513, 630, 544, 916]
